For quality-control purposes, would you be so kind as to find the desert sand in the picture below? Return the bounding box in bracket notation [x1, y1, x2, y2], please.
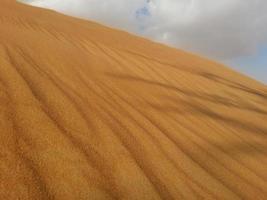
[1, 1, 267, 199]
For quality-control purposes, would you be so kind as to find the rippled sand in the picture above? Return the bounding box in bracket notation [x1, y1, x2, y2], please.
[1, 1, 267, 199]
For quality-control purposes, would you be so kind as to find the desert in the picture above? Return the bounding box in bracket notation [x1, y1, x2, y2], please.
[1, 1, 267, 199]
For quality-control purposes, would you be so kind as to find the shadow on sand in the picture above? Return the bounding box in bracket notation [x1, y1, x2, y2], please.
[106, 72, 267, 138]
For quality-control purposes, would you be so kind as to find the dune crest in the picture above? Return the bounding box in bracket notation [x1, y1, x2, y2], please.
[1, 1, 267, 199]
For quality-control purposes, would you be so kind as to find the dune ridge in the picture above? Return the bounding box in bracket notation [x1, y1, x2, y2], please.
[1, 1, 267, 199]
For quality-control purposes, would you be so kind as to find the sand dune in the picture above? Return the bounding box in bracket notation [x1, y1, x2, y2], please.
[1, 1, 267, 199]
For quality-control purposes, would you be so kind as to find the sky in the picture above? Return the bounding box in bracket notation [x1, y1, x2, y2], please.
[23, 0, 267, 84]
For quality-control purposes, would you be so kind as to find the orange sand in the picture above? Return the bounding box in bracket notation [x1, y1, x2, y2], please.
[1, 1, 267, 199]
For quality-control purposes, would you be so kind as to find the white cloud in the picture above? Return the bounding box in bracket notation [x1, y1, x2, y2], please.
[25, 0, 267, 60]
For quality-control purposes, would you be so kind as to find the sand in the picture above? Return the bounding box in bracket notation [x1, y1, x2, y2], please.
[1, 1, 267, 199]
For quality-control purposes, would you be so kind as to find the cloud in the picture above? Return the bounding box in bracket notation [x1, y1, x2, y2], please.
[26, 0, 267, 60]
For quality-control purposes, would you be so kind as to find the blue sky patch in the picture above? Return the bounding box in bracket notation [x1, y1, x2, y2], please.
[136, 6, 151, 19]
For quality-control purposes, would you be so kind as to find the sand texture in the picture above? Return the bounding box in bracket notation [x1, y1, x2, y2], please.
[1, 1, 267, 199]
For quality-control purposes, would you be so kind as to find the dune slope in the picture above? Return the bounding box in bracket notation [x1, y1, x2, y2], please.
[1, 1, 267, 199]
